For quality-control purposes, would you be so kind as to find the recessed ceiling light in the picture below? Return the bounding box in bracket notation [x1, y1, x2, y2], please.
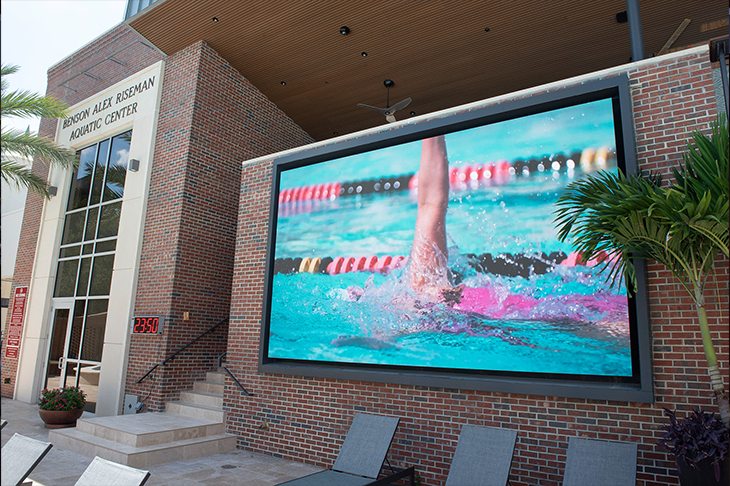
[212, 17, 219, 22]
[281, 81, 286, 86]
[410, 111, 415, 116]
[340, 26, 350, 35]
[361, 52, 368, 57]
[333, 132, 339, 135]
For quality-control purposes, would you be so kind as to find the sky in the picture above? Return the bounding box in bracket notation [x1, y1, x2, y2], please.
[1, 0, 128, 134]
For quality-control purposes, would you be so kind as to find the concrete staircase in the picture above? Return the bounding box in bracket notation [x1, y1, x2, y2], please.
[49, 371, 237, 468]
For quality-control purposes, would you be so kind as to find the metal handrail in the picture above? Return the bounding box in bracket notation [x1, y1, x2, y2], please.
[218, 352, 254, 396]
[136, 316, 229, 384]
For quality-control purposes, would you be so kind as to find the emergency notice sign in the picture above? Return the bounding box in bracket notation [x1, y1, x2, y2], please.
[5, 286, 28, 359]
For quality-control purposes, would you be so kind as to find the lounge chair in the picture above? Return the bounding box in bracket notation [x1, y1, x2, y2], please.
[444, 425, 518, 486]
[0, 433, 53, 486]
[562, 437, 637, 486]
[276, 413, 414, 485]
[1, 419, 7, 429]
[74, 456, 150, 486]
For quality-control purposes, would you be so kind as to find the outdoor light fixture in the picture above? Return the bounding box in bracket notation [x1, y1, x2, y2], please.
[361, 52, 368, 57]
[333, 132, 338, 135]
[616, 11, 628, 23]
[410, 111, 415, 116]
[129, 159, 140, 172]
[281, 81, 286, 86]
[484, 27, 490, 32]
[212, 17, 219, 22]
[340, 26, 350, 35]
[48, 186, 58, 197]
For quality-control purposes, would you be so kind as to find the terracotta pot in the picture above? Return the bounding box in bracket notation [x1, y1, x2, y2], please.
[676, 456, 730, 486]
[38, 408, 84, 429]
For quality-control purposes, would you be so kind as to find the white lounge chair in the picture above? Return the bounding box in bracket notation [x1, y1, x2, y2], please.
[74, 456, 150, 486]
[0, 433, 53, 486]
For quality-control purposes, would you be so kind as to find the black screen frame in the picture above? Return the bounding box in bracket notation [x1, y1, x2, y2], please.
[258, 75, 653, 403]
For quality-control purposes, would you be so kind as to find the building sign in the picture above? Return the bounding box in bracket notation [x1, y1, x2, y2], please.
[4, 286, 28, 358]
[56, 62, 163, 147]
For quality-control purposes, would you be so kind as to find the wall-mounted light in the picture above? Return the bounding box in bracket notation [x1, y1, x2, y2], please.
[340, 26, 350, 35]
[129, 159, 140, 172]
[48, 186, 58, 197]
[281, 81, 286, 86]
[212, 17, 219, 22]
[410, 111, 415, 116]
[361, 52, 368, 57]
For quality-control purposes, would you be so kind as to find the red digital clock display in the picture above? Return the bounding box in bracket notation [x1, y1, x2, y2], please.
[132, 316, 163, 334]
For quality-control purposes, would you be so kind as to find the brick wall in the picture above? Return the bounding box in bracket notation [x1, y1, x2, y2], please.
[224, 49, 728, 486]
[124, 41, 314, 411]
[1, 25, 163, 398]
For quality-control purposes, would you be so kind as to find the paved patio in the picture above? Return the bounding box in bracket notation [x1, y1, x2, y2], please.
[1, 398, 323, 486]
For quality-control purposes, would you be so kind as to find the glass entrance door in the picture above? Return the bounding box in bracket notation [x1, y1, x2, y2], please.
[44, 300, 104, 413]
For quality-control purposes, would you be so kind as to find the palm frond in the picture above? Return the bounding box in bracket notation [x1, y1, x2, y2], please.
[0, 158, 51, 197]
[1, 128, 77, 169]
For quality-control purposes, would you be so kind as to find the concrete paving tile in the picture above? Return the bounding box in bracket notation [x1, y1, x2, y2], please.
[2, 398, 323, 486]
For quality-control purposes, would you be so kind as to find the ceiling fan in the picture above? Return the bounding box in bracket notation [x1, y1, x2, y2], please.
[357, 79, 412, 123]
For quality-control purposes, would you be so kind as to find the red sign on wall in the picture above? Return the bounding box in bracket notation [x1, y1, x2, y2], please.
[5, 286, 28, 358]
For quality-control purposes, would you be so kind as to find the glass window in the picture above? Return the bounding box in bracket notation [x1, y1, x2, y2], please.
[60, 246, 81, 258]
[68, 301, 86, 360]
[97, 202, 122, 238]
[95, 240, 117, 253]
[61, 211, 86, 245]
[68, 145, 97, 211]
[104, 131, 131, 202]
[90, 139, 110, 206]
[84, 207, 99, 240]
[54, 260, 79, 297]
[76, 258, 92, 296]
[81, 300, 107, 361]
[89, 255, 114, 296]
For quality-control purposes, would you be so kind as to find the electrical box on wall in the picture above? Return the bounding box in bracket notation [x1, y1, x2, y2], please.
[123, 394, 138, 415]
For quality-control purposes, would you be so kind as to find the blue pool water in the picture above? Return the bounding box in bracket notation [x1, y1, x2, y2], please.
[269, 170, 632, 377]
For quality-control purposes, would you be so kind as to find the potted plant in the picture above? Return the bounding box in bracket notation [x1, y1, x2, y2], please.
[553, 114, 729, 426]
[659, 408, 729, 486]
[38, 386, 86, 428]
[553, 114, 729, 482]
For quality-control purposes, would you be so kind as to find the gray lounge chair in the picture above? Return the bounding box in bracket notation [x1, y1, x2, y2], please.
[0, 433, 53, 486]
[74, 456, 150, 486]
[445, 425, 518, 486]
[562, 437, 637, 486]
[276, 413, 414, 486]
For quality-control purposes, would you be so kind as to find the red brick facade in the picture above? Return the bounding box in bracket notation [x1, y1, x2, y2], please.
[124, 40, 313, 411]
[225, 50, 728, 486]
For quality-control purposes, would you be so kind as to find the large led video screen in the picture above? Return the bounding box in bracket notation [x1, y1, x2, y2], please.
[259, 77, 652, 401]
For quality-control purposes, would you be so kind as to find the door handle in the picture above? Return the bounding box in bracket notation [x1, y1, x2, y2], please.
[58, 357, 65, 370]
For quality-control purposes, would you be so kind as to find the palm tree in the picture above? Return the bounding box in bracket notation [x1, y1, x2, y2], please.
[1, 64, 77, 198]
[554, 114, 729, 428]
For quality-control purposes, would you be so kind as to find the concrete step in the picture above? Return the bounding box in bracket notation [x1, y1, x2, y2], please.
[50, 425, 236, 469]
[207, 370, 225, 384]
[179, 390, 223, 408]
[194, 379, 225, 395]
[166, 400, 225, 422]
[74, 412, 224, 447]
